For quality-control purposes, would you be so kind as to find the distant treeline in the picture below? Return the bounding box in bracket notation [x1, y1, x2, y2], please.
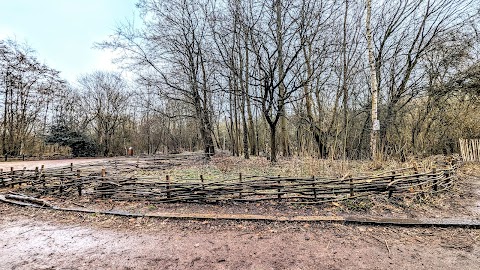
[1, 0, 479, 160]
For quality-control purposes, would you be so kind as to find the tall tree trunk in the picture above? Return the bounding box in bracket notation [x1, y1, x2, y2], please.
[228, 78, 236, 156]
[8, 84, 14, 155]
[193, 89, 214, 157]
[2, 72, 9, 156]
[233, 76, 240, 156]
[342, 0, 349, 159]
[188, 48, 214, 158]
[241, 89, 249, 159]
[244, 30, 256, 156]
[275, 0, 289, 157]
[269, 124, 277, 162]
[200, 52, 215, 156]
[302, 41, 326, 158]
[366, 0, 379, 160]
[238, 37, 250, 159]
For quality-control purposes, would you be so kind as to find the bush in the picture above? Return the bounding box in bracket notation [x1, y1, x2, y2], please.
[45, 124, 98, 157]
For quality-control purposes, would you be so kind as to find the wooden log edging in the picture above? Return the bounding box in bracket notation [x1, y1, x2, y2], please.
[1, 194, 479, 228]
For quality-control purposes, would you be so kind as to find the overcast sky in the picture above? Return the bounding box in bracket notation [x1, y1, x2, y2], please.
[0, 0, 138, 83]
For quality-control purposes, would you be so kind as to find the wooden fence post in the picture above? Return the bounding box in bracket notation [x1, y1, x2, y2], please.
[0, 168, 3, 187]
[312, 176, 317, 200]
[388, 171, 395, 198]
[34, 167, 39, 186]
[70, 163, 73, 172]
[41, 165, 45, 188]
[77, 170, 82, 196]
[10, 167, 14, 188]
[21, 167, 26, 186]
[14, 167, 22, 187]
[277, 175, 281, 200]
[239, 173, 243, 199]
[166, 175, 171, 199]
[414, 166, 422, 195]
[432, 167, 437, 192]
[445, 167, 453, 188]
[60, 170, 64, 194]
[349, 177, 354, 197]
[200, 174, 205, 201]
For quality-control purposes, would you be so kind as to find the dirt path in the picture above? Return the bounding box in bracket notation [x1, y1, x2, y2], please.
[472, 182, 480, 215]
[0, 205, 479, 270]
[473, 166, 480, 215]
[461, 164, 480, 215]
[0, 158, 111, 171]
[473, 177, 480, 215]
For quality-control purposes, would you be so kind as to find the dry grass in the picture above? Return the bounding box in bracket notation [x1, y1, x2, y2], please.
[127, 154, 479, 218]
[136, 154, 455, 182]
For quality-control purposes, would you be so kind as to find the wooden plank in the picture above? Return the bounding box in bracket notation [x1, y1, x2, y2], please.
[1, 194, 479, 228]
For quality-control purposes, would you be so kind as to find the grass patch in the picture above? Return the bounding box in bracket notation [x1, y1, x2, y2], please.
[342, 198, 374, 212]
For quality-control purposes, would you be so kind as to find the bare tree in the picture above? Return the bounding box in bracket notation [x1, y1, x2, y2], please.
[369, 0, 475, 156]
[78, 71, 129, 156]
[98, 0, 216, 158]
[87, 0, 479, 160]
[0, 39, 65, 157]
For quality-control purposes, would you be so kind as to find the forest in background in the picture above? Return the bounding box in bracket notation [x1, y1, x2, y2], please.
[0, 0, 479, 161]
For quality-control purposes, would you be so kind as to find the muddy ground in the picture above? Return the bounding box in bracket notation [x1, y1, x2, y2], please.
[1, 157, 479, 269]
[1, 204, 479, 270]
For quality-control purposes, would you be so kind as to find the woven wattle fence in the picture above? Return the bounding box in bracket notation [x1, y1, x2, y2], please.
[0, 161, 457, 204]
[459, 139, 480, 162]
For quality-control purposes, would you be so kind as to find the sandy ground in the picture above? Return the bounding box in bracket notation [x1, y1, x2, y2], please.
[0, 204, 479, 270]
[0, 158, 111, 171]
[473, 177, 480, 215]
